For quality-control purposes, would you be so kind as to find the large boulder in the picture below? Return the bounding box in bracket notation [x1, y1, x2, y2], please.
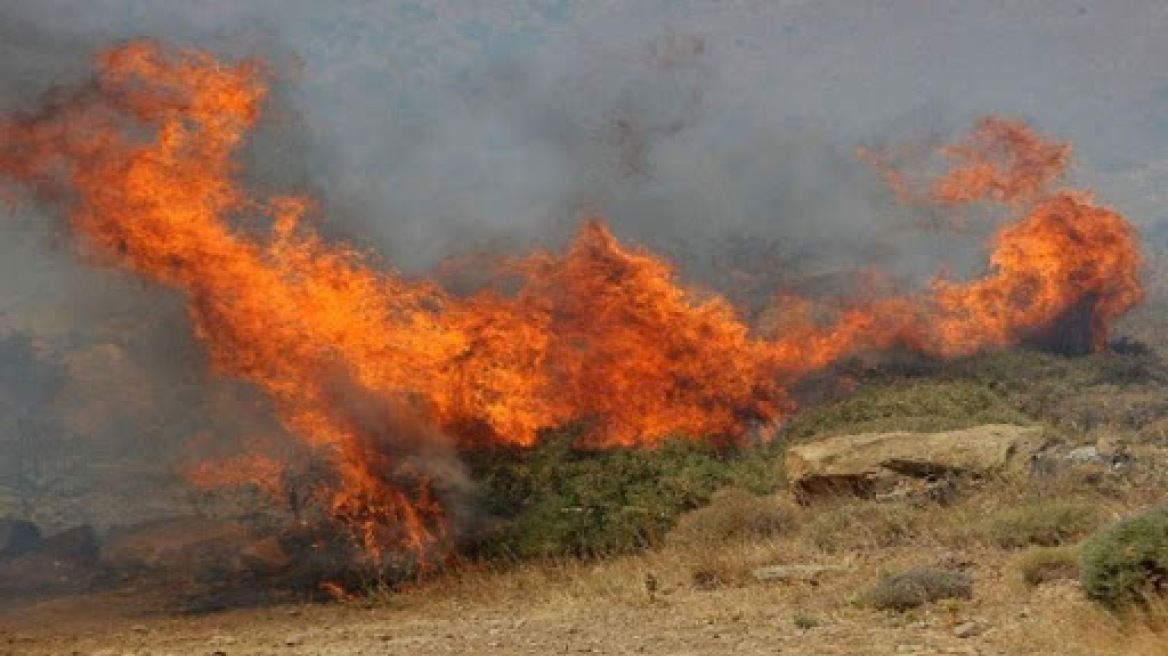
[786, 424, 1046, 500]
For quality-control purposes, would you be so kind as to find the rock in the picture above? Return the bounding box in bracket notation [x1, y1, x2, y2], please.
[0, 519, 42, 560]
[786, 425, 1046, 499]
[953, 620, 982, 638]
[39, 525, 100, 562]
[752, 564, 852, 583]
[1066, 446, 1101, 463]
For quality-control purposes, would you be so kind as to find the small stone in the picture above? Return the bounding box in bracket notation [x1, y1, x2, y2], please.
[954, 621, 982, 638]
[1066, 446, 1100, 463]
[284, 636, 304, 647]
[752, 564, 852, 583]
[131, 625, 148, 634]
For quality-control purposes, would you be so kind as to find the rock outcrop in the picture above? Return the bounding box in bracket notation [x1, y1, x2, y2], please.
[786, 424, 1046, 500]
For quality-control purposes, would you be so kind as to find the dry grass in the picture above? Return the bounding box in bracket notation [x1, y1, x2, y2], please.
[665, 488, 799, 548]
[1017, 545, 1080, 586]
[954, 500, 1105, 548]
[1018, 596, 1168, 656]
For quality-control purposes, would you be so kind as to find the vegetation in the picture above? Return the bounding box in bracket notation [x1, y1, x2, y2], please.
[466, 428, 784, 559]
[860, 567, 973, 611]
[967, 501, 1104, 549]
[665, 488, 797, 547]
[1080, 507, 1168, 608]
[459, 347, 1168, 563]
[1018, 546, 1081, 586]
[781, 348, 1168, 442]
[802, 502, 923, 552]
[780, 379, 1027, 441]
[792, 612, 822, 630]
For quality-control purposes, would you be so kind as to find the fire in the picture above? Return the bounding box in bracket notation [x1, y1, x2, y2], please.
[0, 44, 1143, 563]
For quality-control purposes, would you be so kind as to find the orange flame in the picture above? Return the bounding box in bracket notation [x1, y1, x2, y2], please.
[0, 44, 1143, 561]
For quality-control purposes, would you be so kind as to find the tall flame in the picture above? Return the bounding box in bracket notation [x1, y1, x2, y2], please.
[0, 44, 1143, 560]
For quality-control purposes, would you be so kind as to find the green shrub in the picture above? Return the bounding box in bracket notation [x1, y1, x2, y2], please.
[974, 501, 1104, 549]
[1018, 546, 1080, 586]
[466, 428, 784, 559]
[666, 488, 798, 547]
[861, 567, 973, 611]
[1080, 507, 1168, 608]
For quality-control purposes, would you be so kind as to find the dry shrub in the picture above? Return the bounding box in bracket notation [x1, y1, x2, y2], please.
[802, 501, 924, 552]
[971, 500, 1105, 549]
[665, 488, 798, 547]
[861, 567, 972, 611]
[1018, 545, 1080, 586]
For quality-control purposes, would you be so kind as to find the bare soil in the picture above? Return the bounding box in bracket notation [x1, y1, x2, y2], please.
[2, 546, 1164, 656]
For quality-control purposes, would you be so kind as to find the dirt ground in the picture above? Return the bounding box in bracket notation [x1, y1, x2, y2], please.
[2, 549, 1164, 656]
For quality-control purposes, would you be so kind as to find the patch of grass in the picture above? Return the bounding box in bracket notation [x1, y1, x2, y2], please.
[801, 501, 924, 552]
[792, 612, 821, 630]
[780, 380, 1028, 442]
[1080, 507, 1168, 609]
[466, 428, 784, 560]
[1018, 546, 1080, 586]
[953, 349, 1168, 433]
[665, 488, 798, 547]
[967, 501, 1104, 549]
[782, 348, 1168, 443]
[861, 567, 973, 611]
